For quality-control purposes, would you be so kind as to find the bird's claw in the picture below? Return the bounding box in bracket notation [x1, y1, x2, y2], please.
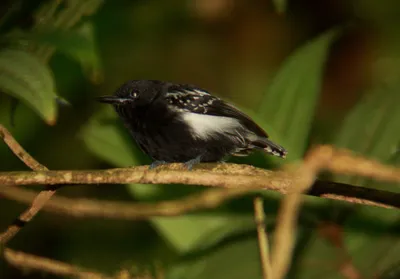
[149, 160, 167, 169]
[183, 156, 202, 170]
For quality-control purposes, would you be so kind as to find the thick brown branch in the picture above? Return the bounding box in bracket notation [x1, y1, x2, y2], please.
[0, 146, 398, 189]
[0, 164, 292, 189]
[4, 248, 114, 279]
[0, 164, 398, 211]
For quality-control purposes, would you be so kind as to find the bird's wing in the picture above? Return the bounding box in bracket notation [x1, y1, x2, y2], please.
[165, 86, 269, 138]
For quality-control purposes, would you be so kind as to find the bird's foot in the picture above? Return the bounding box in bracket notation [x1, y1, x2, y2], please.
[183, 156, 202, 170]
[149, 160, 168, 169]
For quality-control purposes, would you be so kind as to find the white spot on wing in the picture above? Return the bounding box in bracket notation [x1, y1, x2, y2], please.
[196, 89, 209, 95]
[182, 112, 241, 139]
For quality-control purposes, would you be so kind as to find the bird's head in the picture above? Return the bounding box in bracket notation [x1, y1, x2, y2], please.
[97, 80, 164, 108]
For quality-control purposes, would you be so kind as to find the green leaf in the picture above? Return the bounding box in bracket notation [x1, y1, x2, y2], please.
[166, 216, 268, 279]
[378, 262, 400, 279]
[10, 23, 103, 83]
[343, 206, 400, 278]
[258, 29, 339, 160]
[330, 75, 400, 278]
[81, 107, 169, 199]
[287, 227, 345, 279]
[0, 49, 58, 124]
[333, 84, 400, 186]
[152, 215, 254, 253]
[81, 107, 138, 166]
[168, 237, 262, 279]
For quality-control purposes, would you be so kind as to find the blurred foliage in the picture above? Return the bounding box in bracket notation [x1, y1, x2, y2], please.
[272, 0, 287, 14]
[258, 28, 339, 160]
[0, 48, 58, 124]
[0, 0, 399, 279]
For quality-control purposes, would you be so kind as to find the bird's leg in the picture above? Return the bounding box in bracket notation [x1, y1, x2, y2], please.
[149, 160, 168, 169]
[183, 155, 203, 170]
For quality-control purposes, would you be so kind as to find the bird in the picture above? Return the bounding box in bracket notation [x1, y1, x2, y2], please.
[97, 80, 287, 170]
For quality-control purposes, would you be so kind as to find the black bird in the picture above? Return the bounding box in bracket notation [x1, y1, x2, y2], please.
[97, 80, 287, 169]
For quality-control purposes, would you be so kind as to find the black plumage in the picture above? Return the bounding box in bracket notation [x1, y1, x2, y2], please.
[97, 80, 287, 169]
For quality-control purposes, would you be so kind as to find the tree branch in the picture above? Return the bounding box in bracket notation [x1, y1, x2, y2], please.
[0, 186, 250, 219]
[254, 197, 272, 279]
[0, 125, 56, 245]
[3, 248, 136, 279]
[0, 146, 398, 189]
[0, 164, 398, 211]
[0, 164, 292, 189]
[0, 125, 46, 171]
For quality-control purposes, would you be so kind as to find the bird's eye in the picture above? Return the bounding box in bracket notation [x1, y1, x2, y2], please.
[131, 91, 138, 98]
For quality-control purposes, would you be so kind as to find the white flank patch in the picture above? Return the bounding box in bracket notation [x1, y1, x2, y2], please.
[182, 112, 241, 139]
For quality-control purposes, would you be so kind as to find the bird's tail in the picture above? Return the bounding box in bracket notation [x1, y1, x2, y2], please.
[251, 138, 287, 158]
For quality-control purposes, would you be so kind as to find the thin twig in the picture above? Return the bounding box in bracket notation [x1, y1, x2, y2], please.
[0, 126, 46, 171]
[0, 186, 250, 219]
[0, 125, 56, 245]
[0, 178, 397, 223]
[270, 147, 326, 279]
[254, 196, 272, 279]
[0, 177, 397, 222]
[4, 248, 114, 279]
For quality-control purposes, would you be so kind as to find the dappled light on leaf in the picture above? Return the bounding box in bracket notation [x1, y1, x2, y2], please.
[0, 49, 58, 124]
[258, 29, 339, 160]
[334, 85, 400, 187]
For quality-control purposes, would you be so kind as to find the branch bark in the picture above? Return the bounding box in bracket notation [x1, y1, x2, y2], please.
[4, 248, 131, 279]
[0, 125, 56, 245]
[0, 186, 250, 219]
[0, 165, 398, 211]
[254, 197, 272, 279]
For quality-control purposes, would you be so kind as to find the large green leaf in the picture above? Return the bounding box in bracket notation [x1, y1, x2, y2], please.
[286, 227, 346, 279]
[168, 237, 262, 279]
[343, 206, 400, 279]
[81, 107, 138, 167]
[333, 84, 400, 186]
[258, 29, 339, 160]
[0, 49, 58, 124]
[153, 215, 254, 253]
[10, 23, 103, 83]
[331, 81, 400, 278]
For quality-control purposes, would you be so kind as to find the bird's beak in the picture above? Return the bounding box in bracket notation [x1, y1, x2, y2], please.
[97, 96, 131, 104]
